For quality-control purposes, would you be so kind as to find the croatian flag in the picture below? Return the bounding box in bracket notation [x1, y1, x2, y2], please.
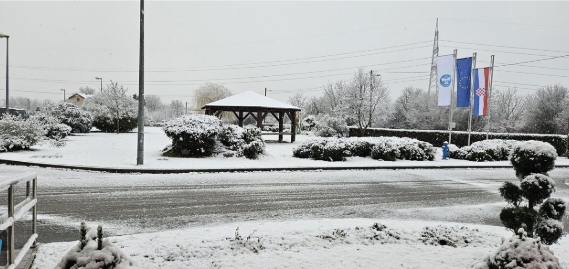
[473, 67, 490, 116]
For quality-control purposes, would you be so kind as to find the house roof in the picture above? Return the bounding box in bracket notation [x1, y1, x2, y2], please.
[68, 93, 92, 99]
[201, 91, 301, 111]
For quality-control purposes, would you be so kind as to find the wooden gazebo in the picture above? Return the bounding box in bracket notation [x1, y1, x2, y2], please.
[202, 91, 301, 142]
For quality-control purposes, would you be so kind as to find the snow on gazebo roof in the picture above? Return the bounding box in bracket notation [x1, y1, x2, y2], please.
[201, 91, 301, 111]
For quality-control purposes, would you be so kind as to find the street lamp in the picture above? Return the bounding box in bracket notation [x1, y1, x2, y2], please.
[60, 89, 65, 101]
[95, 77, 103, 92]
[0, 33, 9, 115]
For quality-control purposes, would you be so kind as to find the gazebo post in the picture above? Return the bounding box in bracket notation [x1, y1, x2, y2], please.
[256, 110, 263, 129]
[238, 111, 243, 127]
[278, 111, 284, 142]
[291, 111, 296, 143]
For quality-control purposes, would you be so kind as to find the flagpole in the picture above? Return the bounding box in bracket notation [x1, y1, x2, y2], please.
[448, 49, 457, 145]
[486, 55, 495, 140]
[467, 52, 477, 146]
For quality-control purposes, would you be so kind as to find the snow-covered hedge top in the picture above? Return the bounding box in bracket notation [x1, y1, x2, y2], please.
[163, 114, 221, 136]
[361, 127, 567, 138]
[513, 140, 558, 159]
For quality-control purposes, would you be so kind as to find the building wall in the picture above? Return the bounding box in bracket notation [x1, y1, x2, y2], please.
[68, 95, 86, 108]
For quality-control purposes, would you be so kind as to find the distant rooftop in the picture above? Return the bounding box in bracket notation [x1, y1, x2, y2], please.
[202, 91, 301, 111]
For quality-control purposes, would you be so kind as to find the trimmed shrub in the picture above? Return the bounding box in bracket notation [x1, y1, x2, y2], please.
[498, 181, 523, 207]
[0, 114, 46, 152]
[351, 127, 567, 156]
[520, 174, 555, 208]
[243, 126, 263, 143]
[240, 140, 264, 159]
[219, 125, 244, 151]
[474, 231, 562, 269]
[535, 219, 564, 245]
[539, 198, 566, 221]
[292, 137, 435, 162]
[42, 102, 93, 133]
[510, 140, 557, 179]
[499, 207, 539, 237]
[163, 115, 221, 157]
[93, 116, 138, 133]
[370, 142, 398, 161]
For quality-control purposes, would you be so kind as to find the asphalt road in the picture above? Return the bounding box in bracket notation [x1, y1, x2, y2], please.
[0, 164, 568, 245]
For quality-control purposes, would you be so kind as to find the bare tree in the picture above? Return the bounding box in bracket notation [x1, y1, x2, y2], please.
[287, 93, 307, 109]
[145, 95, 163, 112]
[170, 100, 184, 118]
[193, 83, 232, 110]
[79, 86, 96, 95]
[84, 81, 138, 134]
[488, 87, 526, 132]
[340, 69, 390, 135]
[322, 80, 345, 114]
[523, 84, 568, 134]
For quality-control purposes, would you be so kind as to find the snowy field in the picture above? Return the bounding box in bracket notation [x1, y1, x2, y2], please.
[1, 127, 568, 170]
[32, 218, 569, 269]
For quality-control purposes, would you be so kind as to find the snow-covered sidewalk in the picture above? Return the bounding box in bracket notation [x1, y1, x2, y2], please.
[32, 218, 569, 269]
[2, 127, 569, 171]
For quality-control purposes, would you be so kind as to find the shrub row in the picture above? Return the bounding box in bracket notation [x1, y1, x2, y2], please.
[449, 139, 519, 162]
[351, 127, 567, 156]
[292, 137, 435, 162]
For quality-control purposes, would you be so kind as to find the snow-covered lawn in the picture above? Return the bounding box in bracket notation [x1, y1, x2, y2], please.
[2, 127, 568, 170]
[33, 218, 569, 269]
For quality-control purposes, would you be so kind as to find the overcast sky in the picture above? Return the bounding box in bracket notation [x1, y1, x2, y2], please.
[0, 1, 568, 106]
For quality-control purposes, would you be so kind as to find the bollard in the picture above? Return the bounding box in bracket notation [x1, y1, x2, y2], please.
[442, 141, 449, 160]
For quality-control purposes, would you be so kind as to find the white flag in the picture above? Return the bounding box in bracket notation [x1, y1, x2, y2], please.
[437, 55, 454, 106]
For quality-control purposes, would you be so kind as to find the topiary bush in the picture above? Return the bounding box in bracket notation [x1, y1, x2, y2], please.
[370, 141, 398, 161]
[497, 140, 566, 245]
[510, 140, 557, 179]
[474, 229, 562, 269]
[218, 125, 244, 151]
[163, 114, 221, 157]
[55, 222, 134, 269]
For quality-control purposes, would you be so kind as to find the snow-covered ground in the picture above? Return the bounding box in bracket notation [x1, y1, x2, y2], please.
[1, 127, 568, 170]
[32, 218, 569, 269]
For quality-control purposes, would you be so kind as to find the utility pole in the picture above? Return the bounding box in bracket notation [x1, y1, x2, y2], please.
[0, 33, 9, 115]
[467, 53, 477, 146]
[265, 87, 267, 97]
[136, 0, 145, 165]
[185, 101, 188, 115]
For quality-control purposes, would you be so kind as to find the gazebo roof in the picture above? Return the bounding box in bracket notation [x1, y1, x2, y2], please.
[201, 91, 301, 111]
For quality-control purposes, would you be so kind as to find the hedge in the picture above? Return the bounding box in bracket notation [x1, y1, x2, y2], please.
[350, 128, 568, 156]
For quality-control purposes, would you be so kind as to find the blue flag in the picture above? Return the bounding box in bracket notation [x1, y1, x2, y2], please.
[456, 57, 473, 107]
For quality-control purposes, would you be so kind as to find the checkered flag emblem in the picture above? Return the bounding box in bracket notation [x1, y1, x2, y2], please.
[476, 88, 486, 97]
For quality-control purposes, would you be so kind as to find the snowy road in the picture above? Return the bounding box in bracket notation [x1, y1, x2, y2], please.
[0, 164, 568, 245]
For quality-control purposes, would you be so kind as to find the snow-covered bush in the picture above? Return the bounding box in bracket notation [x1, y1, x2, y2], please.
[84, 82, 138, 133]
[510, 140, 557, 179]
[293, 137, 435, 162]
[497, 141, 566, 245]
[47, 123, 72, 141]
[0, 114, 46, 152]
[302, 115, 317, 131]
[474, 230, 562, 269]
[314, 114, 348, 137]
[243, 126, 263, 143]
[163, 114, 221, 157]
[448, 144, 465, 159]
[42, 102, 92, 133]
[448, 139, 518, 162]
[370, 141, 398, 161]
[55, 222, 134, 269]
[397, 139, 435, 161]
[218, 125, 245, 151]
[240, 140, 265, 159]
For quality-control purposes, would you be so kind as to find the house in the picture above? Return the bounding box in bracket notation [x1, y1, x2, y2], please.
[67, 93, 91, 108]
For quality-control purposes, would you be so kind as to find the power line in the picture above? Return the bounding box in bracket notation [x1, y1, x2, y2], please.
[493, 81, 545, 88]
[440, 45, 564, 57]
[497, 70, 569, 78]
[2, 57, 432, 85]
[494, 54, 569, 68]
[11, 41, 432, 73]
[439, 18, 569, 29]
[441, 40, 569, 54]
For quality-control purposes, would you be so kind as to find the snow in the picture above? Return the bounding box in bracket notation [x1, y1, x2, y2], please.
[33, 218, 569, 269]
[203, 91, 301, 110]
[366, 127, 568, 138]
[1, 127, 569, 170]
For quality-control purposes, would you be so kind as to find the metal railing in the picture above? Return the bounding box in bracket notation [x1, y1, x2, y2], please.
[0, 172, 37, 269]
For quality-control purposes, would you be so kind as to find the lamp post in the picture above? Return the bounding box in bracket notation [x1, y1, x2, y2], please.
[0, 33, 9, 115]
[60, 89, 65, 101]
[95, 77, 103, 92]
